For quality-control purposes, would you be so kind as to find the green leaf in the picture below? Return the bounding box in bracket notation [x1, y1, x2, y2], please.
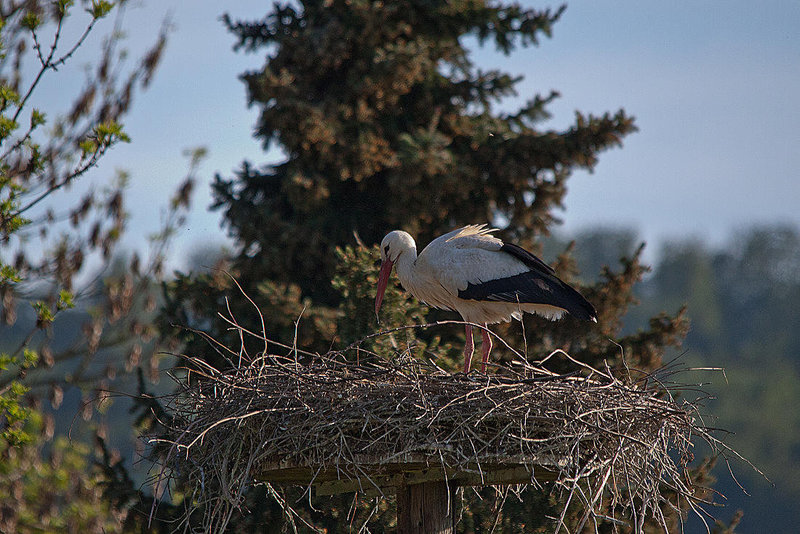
[32, 300, 54, 328]
[9, 381, 29, 397]
[79, 138, 98, 156]
[57, 289, 75, 311]
[0, 115, 18, 140]
[0, 85, 20, 107]
[95, 120, 130, 144]
[89, 0, 114, 19]
[0, 264, 21, 283]
[30, 109, 46, 128]
[56, 0, 75, 18]
[22, 349, 39, 368]
[26, 142, 43, 173]
[21, 12, 41, 30]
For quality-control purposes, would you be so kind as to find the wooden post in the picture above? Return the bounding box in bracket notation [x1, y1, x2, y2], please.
[396, 481, 456, 534]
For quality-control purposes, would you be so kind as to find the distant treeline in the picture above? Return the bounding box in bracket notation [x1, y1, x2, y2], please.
[548, 224, 800, 531]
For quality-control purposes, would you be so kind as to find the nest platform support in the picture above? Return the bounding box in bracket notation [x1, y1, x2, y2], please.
[397, 481, 456, 534]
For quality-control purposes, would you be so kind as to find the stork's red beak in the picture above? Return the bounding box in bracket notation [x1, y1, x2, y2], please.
[375, 258, 394, 321]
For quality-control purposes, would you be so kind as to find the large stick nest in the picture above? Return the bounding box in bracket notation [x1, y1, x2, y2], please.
[152, 322, 734, 532]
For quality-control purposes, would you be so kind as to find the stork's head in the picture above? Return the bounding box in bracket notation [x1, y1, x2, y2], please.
[375, 230, 415, 320]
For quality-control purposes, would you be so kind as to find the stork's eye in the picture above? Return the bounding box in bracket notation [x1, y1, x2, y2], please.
[384, 245, 390, 255]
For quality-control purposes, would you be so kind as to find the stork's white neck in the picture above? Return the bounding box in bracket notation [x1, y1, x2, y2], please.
[393, 240, 418, 295]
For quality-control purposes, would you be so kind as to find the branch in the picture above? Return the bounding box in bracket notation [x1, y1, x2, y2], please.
[10, 141, 109, 219]
[11, 15, 65, 124]
[51, 18, 97, 70]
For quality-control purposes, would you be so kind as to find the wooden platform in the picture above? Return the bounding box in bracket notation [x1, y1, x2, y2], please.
[258, 459, 559, 497]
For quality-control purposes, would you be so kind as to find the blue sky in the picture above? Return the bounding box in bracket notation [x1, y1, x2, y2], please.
[40, 1, 800, 267]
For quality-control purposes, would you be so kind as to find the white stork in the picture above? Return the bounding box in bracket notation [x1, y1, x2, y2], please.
[374, 225, 597, 373]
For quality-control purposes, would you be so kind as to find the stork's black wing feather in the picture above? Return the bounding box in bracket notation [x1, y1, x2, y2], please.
[458, 244, 597, 321]
[500, 243, 556, 275]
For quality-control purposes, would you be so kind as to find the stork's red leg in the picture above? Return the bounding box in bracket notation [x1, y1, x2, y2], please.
[480, 326, 493, 373]
[463, 325, 474, 373]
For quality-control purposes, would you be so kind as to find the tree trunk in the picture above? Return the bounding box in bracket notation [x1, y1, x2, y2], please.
[396, 481, 456, 534]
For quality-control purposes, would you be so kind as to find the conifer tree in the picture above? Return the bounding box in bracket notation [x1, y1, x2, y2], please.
[156, 1, 717, 530]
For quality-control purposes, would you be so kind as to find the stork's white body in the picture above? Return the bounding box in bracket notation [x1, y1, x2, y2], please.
[375, 225, 597, 373]
[392, 226, 566, 324]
